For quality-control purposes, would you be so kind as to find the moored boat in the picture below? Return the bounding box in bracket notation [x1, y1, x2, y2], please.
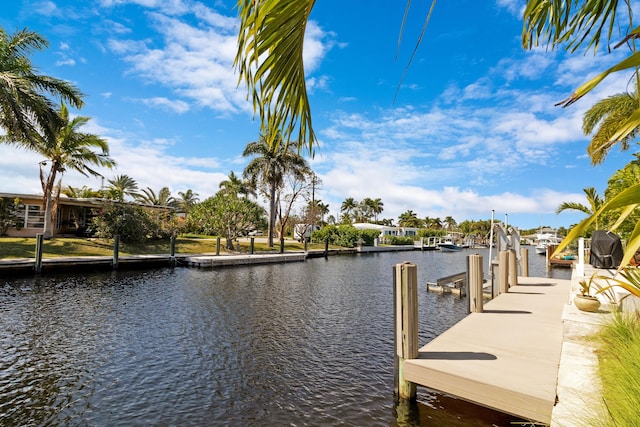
[534, 231, 561, 255]
[437, 239, 463, 252]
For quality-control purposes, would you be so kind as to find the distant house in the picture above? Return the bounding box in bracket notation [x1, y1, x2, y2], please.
[0, 192, 173, 238]
[352, 223, 419, 240]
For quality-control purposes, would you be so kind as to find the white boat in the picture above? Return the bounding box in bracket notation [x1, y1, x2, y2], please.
[437, 239, 463, 252]
[534, 231, 561, 255]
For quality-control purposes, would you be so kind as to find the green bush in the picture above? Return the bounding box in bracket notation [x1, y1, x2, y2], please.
[389, 236, 415, 245]
[418, 228, 446, 238]
[93, 203, 178, 243]
[359, 229, 381, 246]
[0, 197, 23, 236]
[311, 226, 384, 247]
[311, 225, 363, 248]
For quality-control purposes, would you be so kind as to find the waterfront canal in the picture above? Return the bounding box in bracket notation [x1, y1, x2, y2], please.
[0, 249, 570, 426]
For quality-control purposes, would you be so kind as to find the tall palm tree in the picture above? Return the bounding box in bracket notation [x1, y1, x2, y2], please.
[0, 28, 83, 143]
[17, 103, 114, 238]
[176, 189, 200, 213]
[361, 198, 375, 222]
[370, 198, 384, 222]
[219, 171, 256, 198]
[106, 174, 139, 202]
[243, 132, 310, 247]
[556, 187, 604, 230]
[340, 197, 358, 221]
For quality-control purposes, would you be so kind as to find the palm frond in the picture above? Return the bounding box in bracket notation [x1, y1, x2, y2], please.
[235, 0, 317, 154]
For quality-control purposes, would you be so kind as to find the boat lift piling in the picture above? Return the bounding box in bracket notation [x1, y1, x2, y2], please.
[393, 262, 418, 401]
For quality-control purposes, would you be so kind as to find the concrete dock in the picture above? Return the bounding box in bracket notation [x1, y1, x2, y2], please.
[404, 276, 572, 424]
[186, 252, 306, 267]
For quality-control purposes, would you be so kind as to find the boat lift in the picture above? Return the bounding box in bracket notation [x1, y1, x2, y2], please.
[488, 212, 523, 297]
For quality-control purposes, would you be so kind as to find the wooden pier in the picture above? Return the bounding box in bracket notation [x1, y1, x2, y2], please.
[401, 274, 571, 424]
[186, 253, 306, 267]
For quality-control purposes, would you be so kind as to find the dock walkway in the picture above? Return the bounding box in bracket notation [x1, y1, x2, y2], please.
[404, 275, 571, 424]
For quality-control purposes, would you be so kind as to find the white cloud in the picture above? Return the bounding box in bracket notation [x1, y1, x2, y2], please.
[140, 97, 190, 113]
[55, 58, 76, 67]
[495, 0, 524, 16]
[304, 21, 338, 73]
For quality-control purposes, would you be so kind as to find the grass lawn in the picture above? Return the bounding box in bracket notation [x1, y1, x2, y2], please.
[0, 236, 335, 259]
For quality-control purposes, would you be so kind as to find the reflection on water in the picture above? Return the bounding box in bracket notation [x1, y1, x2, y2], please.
[0, 249, 569, 426]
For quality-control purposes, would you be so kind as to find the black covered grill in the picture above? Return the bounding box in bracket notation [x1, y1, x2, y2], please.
[590, 230, 623, 269]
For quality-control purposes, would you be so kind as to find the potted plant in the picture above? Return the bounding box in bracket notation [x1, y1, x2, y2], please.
[574, 273, 602, 312]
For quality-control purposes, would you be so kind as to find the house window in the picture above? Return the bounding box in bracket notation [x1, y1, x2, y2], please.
[16, 204, 45, 229]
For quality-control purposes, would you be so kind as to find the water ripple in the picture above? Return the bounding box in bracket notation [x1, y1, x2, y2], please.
[0, 251, 568, 426]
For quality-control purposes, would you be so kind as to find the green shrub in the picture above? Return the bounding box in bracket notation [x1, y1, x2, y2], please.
[93, 203, 177, 243]
[359, 229, 381, 246]
[333, 225, 362, 247]
[418, 228, 446, 238]
[389, 236, 415, 245]
[0, 197, 23, 236]
[311, 225, 363, 248]
[311, 226, 386, 247]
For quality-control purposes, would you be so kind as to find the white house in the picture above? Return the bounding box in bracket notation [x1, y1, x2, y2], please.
[352, 223, 419, 240]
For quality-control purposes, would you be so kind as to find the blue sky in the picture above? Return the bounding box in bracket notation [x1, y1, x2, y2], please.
[1, 0, 637, 230]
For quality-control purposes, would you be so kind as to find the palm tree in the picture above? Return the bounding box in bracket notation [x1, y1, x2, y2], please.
[444, 216, 457, 231]
[582, 90, 639, 165]
[370, 198, 384, 222]
[0, 28, 83, 143]
[307, 199, 329, 224]
[62, 185, 102, 198]
[556, 187, 604, 230]
[242, 132, 310, 247]
[17, 103, 114, 238]
[340, 197, 358, 221]
[176, 189, 200, 213]
[360, 198, 375, 222]
[106, 174, 139, 202]
[219, 171, 256, 198]
[398, 210, 423, 228]
[136, 186, 178, 207]
[425, 216, 442, 229]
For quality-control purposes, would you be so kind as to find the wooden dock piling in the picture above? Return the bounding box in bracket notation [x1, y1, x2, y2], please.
[393, 262, 418, 401]
[35, 233, 44, 274]
[498, 250, 509, 294]
[521, 247, 529, 277]
[467, 254, 483, 313]
[508, 250, 517, 288]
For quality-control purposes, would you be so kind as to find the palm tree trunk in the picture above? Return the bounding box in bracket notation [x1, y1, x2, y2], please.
[42, 168, 57, 239]
[268, 182, 277, 247]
